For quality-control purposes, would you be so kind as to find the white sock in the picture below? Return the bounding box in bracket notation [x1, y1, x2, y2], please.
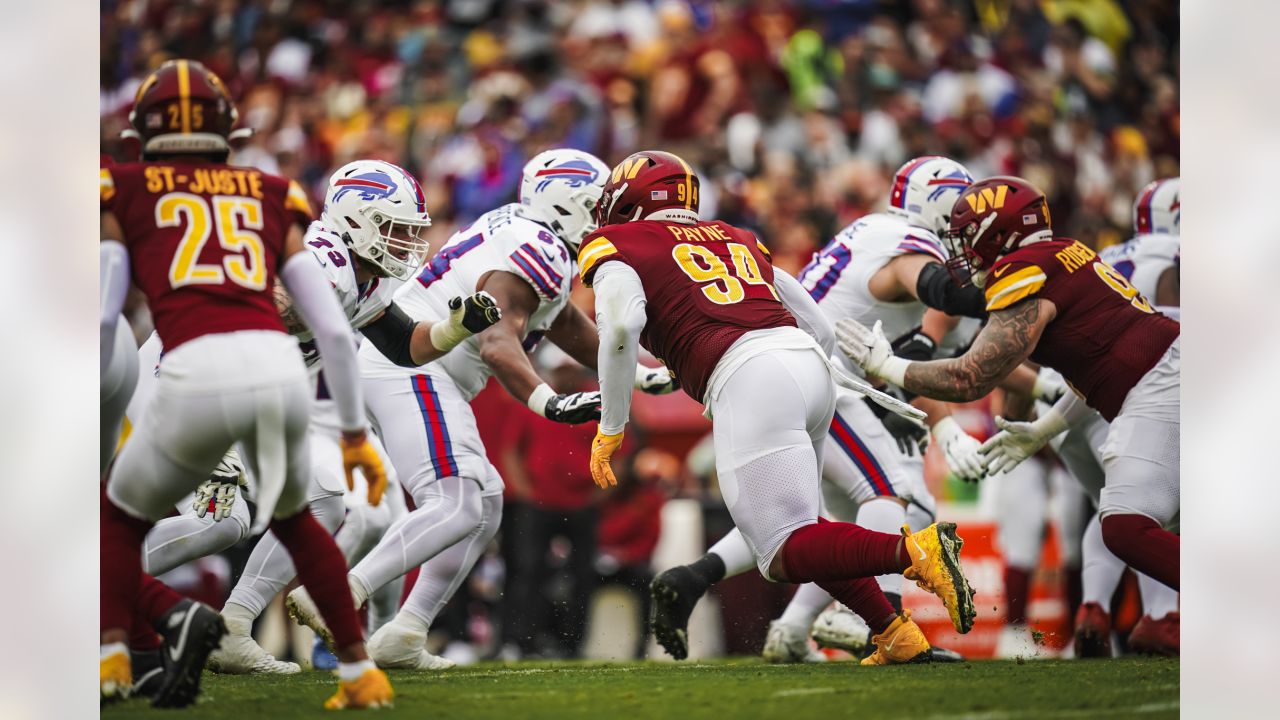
[1137, 572, 1179, 618]
[856, 498, 907, 599]
[350, 575, 370, 608]
[101, 641, 129, 660]
[708, 528, 756, 580]
[1081, 514, 1126, 606]
[777, 583, 833, 630]
[391, 609, 431, 635]
[221, 600, 257, 637]
[337, 658, 376, 682]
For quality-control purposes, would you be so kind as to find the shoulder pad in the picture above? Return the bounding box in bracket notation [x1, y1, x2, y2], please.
[984, 259, 1048, 311]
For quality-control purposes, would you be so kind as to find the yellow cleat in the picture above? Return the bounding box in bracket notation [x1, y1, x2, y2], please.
[100, 648, 132, 704]
[324, 668, 394, 710]
[860, 610, 931, 665]
[901, 522, 976, 634]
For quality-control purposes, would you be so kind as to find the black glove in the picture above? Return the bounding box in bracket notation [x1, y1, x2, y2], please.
[889, 326, 937, 362]
[452, 291, 502, 334]
[863, 396, 928, 457]
[544, 391, 603, 424]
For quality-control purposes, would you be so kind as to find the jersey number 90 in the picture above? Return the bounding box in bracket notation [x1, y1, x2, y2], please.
[157, 192, 267, 291]
[673, 242, 778, 305]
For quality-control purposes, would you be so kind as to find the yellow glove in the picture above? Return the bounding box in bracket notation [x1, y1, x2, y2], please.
[341, 431, 388, 507]
[590, 427, 625, 489]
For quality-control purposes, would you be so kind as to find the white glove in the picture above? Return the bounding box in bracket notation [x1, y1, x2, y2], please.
[932, 416, 985, 482]
[193, 451, 246, 522]
[634, 364, 677, 394]
[1031, 368, 1067, 405]
[835, 318, 907, 385]
[978, 410, 1070, 476]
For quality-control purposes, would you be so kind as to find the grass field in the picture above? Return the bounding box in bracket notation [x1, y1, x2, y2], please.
[103, 657, 1178, 719]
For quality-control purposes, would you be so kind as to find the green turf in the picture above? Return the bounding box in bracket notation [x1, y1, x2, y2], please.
[103, 657, 1178, 719]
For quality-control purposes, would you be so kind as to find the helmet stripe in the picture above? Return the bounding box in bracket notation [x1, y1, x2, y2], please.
[1136, 180, 1161, 233]
[674, 155, 694, 210]
[891, 156, 936, 209]
[177, 60, 192, 134]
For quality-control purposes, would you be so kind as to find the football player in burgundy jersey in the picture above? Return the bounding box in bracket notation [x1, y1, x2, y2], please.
[837, 176, 1181, 592]
[99, 60, 392, 708]
[581, 150, 978, 666]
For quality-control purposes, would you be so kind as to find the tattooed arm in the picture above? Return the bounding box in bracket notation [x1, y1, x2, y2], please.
[901, 298, 1056, 402]
[273, 279, 310, 336]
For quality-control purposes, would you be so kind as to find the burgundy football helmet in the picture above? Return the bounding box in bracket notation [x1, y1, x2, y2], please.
[596, 150, 700, 226]
[122, 59, 249, 159]
[944, 176, 1053, 287]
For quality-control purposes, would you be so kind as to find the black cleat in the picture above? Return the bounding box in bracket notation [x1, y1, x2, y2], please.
[152, 600, 227, 708]
[130, 649, 164, 699]
[650, 566, 710, 660]
[928, 646, 966, 662]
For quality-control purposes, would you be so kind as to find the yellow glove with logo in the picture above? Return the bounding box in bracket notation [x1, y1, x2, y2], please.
[341, 431, 388, 506]
[590, 428, 625, 489]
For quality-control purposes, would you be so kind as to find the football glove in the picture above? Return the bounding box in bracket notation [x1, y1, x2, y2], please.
[890, 327, 937, 363]
[544, 391, 603, 424]
[429, 292, 502, 352]
[634, 364, 678, 395]
[979, 412, 1070, 476]
[932, 416, 985, 482]
[341, 433, 388, 506]
[836, 318, 899, 382]
[193, 451, 246, 521]
[864, 397, 927, 456]
[590, 428, 625, 488]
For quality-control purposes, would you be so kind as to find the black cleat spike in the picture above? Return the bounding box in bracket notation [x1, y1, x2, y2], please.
[151, 600, 227, 708]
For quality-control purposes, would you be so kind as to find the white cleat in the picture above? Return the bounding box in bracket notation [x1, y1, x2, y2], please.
[207, 633, 301, 675]
[812, 604, 871, 656]
[367, 621, 456, 670]
[762, 620, 827, 663]
[285, 587, 335, 651]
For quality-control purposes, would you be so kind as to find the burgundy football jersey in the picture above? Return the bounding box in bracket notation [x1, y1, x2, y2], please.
[984, 238, 1180, 421]
[579, 219, 797, 401]
[101, 161, 313, 350]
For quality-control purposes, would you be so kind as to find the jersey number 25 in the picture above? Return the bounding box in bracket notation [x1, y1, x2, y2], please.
[157, 192, 266, 291]
[673, 242, 777, 305]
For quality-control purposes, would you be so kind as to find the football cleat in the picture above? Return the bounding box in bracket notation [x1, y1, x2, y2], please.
[650, 565, 712, 660]
[286, 587, 335, 652]
[929, 646, 966, 662]
[130, 649, 164, 699]
[901, 523, 976, 634]
[324, 668, 394, 710]
[207, 632, 301, 674]
[152, 599, 227, 708]
[312, 636, 339, 671]
[1073, 602, 1113, 658]
[762, 620, 827, 663]
[100, 646, 132, 704]
[860, 611, 932, 665]
[367, 619, 456, 670]
[1127, 612, 1179, 657]
[812, 605, 872, 657]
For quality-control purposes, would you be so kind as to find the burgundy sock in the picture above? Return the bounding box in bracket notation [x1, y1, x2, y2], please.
[129, 574, 184, 650]
[779, 518, 905, 583]
[270, 509, 364, 649]
[1101, 514, 1179, 591]
[1004, 567, 1031, 625]
[815, 577, 898, 634]
[101, 490, 153, 636]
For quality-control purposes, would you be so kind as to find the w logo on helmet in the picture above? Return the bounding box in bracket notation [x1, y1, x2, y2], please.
[965, 185, 1010, 214]
[533, 160, 601, 192]
[332, 171, 399, 203]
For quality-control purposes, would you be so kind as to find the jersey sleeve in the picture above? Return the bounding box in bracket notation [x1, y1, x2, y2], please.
[895, 232, 948, 263]
[506, 240, 569, 301]
[578, 232, 630, 288]
[284, 179, 314, 227]
[984, 258, 1049, 311]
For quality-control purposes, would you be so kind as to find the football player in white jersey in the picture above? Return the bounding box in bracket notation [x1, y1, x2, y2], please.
[1100, 177, 1179, 308]
[128, 159, 502, 674]
[285, 148, 676, 670]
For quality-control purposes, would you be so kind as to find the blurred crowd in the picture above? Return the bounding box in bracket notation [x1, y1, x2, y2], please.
[101, 0, 1179, 660]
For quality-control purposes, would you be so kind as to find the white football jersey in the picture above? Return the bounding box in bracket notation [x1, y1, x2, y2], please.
[360, 203, 574, 401]
[797, 213, 948, 345]
[1099, 233, 1180, 303]
[295, 221, 402, 368]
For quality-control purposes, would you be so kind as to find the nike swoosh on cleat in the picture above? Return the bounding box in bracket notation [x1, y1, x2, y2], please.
[168, 607, 197, 664]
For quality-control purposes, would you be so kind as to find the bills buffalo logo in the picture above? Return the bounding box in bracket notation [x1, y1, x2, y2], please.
[926, 168, 974, 202]
[332, 171, 399, 203]
[534, 160, 600, 192]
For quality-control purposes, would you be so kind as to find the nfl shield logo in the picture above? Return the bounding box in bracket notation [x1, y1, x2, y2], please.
[651, 190, 668, 200]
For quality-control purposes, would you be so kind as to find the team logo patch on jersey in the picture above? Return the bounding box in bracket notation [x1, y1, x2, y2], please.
[332, 171, 398, 203]
[534, 160, 601, 192]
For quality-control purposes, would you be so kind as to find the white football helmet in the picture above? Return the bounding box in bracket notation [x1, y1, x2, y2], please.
[519, 149, 610, 250]
[321, 160, 432, 281]
[1133, 177, 1180, 235]
[885, 156, 975, 237]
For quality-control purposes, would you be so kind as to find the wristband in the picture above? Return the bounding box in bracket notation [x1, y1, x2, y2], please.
[878, 356, 910, 387]
[931, 415, 964, 442]
[1034, 407, 1071, 439]
[428, 314, 472, 353]
[526, 382, 556, 417]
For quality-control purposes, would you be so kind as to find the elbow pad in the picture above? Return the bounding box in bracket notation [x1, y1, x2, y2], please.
[361, 302, 418, 368]
[916, 262, 988, 319]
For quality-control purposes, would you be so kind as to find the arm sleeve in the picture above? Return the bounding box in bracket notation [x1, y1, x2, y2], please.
[593, 261, 648, 435]
[359, 301, 418, 368]
[916, 261, 988, 319]
[100, 241, 130, 375]
[280, 253, 365, 432]
[774, 269, 835, 357]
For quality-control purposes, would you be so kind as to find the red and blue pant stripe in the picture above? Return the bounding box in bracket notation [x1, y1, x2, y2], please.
[412, 375, 459, 477]
[829, 411, 896, 497]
